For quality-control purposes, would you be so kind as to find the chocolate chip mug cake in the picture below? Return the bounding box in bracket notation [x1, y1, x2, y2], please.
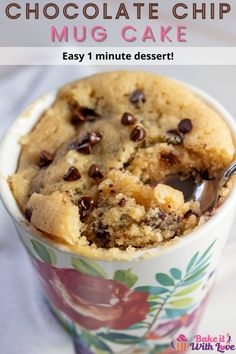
[10, 71, 235, 252]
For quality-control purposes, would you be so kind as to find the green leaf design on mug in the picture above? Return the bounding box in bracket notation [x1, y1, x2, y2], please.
[183, 263, 210, 284]
[149, 344, 170, 354]
[148, 295, 166, 302]
[170, 297, 193, 308]
[148, 300, 162, 307]
[71, 257, 107, 278]
[195, 239, 216, 266]
[170, 268, 182, 280]
[51, 239, 216, 354]
[182, 272, 207, 287]
[156, 273, 175, 286]
[127, 322, 148, 330]
[194, 255, 211, 271]
[31, 240, 56, 265]
[98, 332, 144, 345]
[186, 252, 199, 274]
[174, 282, 201, 296]
[135, 286, 169, 295]
[114, 269, 138, 288]
[165, 307, 192, 318]
[186, 239, 216, 275]
[80, 330, 112, 353]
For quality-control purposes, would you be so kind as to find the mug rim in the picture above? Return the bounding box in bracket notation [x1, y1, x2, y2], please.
[1, 75, 236, 261]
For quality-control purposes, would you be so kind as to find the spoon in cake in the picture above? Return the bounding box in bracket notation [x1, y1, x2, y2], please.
[162, 161, 236, 213]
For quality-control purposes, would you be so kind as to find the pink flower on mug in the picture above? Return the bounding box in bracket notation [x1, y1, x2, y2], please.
[33, 259, 149, 330]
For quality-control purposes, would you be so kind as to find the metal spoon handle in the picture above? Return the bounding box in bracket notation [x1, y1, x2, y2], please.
[199, 160, 236, 213]
[222, 160, 236, 184]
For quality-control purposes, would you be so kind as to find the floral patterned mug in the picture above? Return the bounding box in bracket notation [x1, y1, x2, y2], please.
[0, 81, 236, 354]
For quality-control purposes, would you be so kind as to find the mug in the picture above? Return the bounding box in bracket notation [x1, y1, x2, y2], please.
[0, 80, 236, 354]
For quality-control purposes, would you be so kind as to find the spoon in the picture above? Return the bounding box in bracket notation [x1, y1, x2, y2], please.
[162, 161, 236, 213]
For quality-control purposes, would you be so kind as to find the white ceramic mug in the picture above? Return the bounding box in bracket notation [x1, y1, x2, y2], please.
[0, 81, 236, 354]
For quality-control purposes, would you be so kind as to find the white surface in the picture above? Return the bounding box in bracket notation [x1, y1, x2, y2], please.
[0, 66, 236, 353]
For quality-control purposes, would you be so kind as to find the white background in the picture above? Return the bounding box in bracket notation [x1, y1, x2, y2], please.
[0, 65, 236, 354]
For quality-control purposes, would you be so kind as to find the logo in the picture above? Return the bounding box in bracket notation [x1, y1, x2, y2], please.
[171, 333, 235, 352]
[171, 334, 189, 351]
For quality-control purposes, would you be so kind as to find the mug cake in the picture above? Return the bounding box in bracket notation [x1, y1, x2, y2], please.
[10, 71, 235, 252]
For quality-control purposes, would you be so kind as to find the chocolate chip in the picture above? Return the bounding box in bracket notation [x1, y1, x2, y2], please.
[73, 131, 102, 155]
[93, 222, 110, 239]
[123, 161, 131, 168]
[158, 210, 166, 220]
[201, 170, 214, 181]
[130, 90, 146, 105]
[86, 132, 102, 146]
[76, 142, 92, 155]
[63, 167, 81, 181]
[88, 164, 104, 180]
[80, 108, 99, 121]
[174, 229, 182, 237]
[71, 105, 98, 126]
[178, 119, 193, 134]
[145, 216, 160, 228]
[160, 153, 177, 166]
[67, 141, 79, 150]
[78, 196, 94, 220]
[145, 179, 158, 188]
[121, 112, 137, 125]
[68, 140, 92, 155]
[189, 169, 202, 184]
[166, 130, 183, 145]
[118, 198, 126, 207]
[25, 208, 32, 221]
[71, 111, 85, 126]
[184, 209, 195, 219]
[39, 150, 53, 168]
[130, 126, 146, 142]
[144, 211, 166, 229]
